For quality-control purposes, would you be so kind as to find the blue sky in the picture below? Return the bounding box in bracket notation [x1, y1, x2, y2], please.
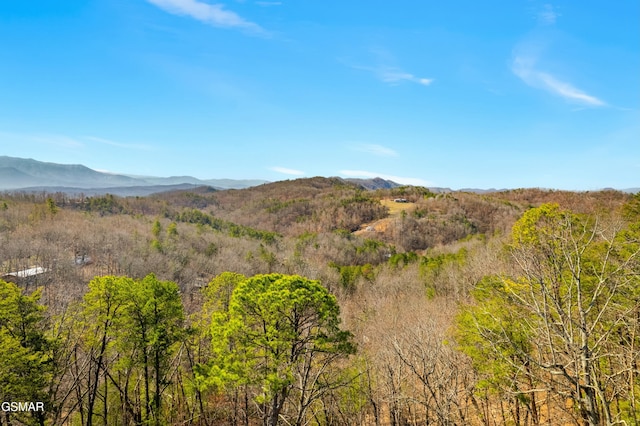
[1, 1, 638, 190]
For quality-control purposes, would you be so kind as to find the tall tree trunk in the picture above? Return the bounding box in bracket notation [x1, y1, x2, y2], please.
[87, 324, 109, 426]
[154, 348, 161, 426]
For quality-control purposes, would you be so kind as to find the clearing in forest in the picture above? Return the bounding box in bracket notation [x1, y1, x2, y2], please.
[353, 199, 415, 236]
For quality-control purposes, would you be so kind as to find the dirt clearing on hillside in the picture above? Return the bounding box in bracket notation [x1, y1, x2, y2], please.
[353, 199, 415, 236]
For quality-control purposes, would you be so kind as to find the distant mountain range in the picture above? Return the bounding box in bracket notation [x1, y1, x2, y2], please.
[0, 156, 268, 195]
[1, 156, 636, 196]
[0, 156, 409, 196]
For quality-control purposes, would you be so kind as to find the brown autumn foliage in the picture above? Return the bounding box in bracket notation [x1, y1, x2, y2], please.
[0, 183, 635, 425]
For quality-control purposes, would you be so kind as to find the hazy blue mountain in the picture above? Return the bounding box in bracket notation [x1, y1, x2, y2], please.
[14, 183, 212, 197]
[0, 166, 45, 188]
[136, 175, 268, 189]
[0, 156, 267, 192]
[1, 156, 634, 195]
[0, 156, 141, 189]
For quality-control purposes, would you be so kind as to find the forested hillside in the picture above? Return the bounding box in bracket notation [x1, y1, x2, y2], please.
[0, 181, 638, 425]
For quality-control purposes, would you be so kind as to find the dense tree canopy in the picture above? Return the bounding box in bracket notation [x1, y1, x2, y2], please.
[0, 280, 52, 426]
[77, 274, 185, 426]
[201, 273, 356, 426]
[457, 203, 640, 425]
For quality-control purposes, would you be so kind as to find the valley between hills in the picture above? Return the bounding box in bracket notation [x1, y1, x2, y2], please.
[1, 173, 639, 425]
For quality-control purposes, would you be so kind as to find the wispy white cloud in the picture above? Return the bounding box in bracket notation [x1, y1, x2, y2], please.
[536, 73, 605, 106]
[513, 6, 605, 107]
[31, 134, 85, 148]
[0, 132, 157, 152]
[537, 4, 560, 25]
[0, 132, 85, 149]
[345, 47, 433, 87]
[377, 67, 434, 86]
[146, 0, 266, 34]
[340, 170, 433, 187]
[353, 144, 398, 157]
[352, 64, 434, 87]
[512, 55, 606, 107]
[85, 136, 154, 151]
[271, 166, 305, 176]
